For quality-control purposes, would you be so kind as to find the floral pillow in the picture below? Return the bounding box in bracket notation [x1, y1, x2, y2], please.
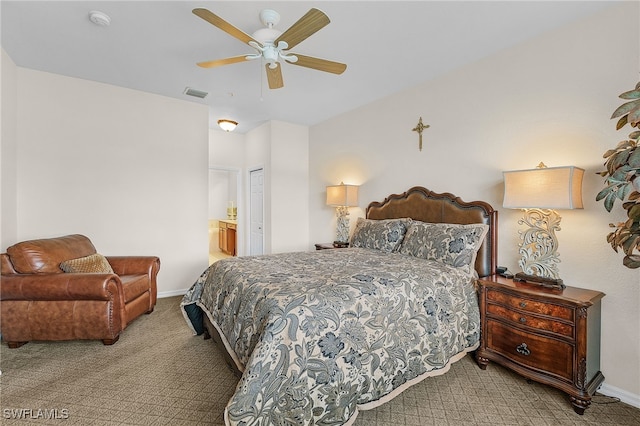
[350, 218, 412, 253]
[59, 253, 114, 274]
[399, 222, 489, 274]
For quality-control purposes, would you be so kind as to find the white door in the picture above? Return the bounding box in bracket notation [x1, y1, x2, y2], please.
[250, 168, 264, 256]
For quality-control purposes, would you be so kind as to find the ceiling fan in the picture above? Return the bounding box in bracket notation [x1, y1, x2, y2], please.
[193, 7, 347, 89]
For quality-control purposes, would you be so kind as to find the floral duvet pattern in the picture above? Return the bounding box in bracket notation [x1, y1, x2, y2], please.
[181, 248, 480, 426]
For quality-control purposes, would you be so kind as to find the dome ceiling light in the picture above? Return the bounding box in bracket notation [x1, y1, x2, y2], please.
[218, 119, 238, 132]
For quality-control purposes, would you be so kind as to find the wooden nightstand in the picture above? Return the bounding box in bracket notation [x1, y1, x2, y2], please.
[475, 275, 605, 415]
[314, 242, 349, 250]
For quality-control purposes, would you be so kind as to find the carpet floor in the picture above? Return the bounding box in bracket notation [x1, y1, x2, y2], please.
[1, 296, 638, 425]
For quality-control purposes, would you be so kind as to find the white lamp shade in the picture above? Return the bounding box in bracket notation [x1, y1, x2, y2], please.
[326, 183, 359, 207]
[503, 166, 584, 209]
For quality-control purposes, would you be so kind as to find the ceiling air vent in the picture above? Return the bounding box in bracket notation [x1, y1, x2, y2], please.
[183, 87, 208, 99]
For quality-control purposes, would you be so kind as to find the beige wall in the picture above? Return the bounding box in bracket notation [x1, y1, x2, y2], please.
[6, 66, 210, 296]
[309, 3, 639, 403]
[270, 120, 309, 254]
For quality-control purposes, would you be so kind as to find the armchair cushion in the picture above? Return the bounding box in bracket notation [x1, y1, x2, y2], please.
[120, 274, 152, 303]
[59, 253, 114, 274]
[7, 234, 96, 274]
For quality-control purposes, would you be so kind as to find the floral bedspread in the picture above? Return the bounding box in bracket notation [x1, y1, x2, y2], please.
[181, 248, 480, 426]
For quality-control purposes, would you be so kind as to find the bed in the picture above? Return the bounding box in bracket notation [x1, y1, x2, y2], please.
[181, 186, 497, 425]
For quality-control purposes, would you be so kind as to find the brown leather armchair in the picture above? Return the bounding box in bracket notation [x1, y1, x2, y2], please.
[0, 234, 160, 347]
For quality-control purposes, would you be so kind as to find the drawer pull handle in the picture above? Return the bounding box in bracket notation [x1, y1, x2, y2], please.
[519, 317, 527, 323]
[519, 301, 527, 308]
[516, 343, 531, 356]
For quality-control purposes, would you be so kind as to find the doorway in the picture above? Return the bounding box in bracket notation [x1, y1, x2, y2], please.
[209, 167, 240, 264]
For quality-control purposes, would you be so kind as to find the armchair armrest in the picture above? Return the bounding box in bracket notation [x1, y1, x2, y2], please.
[0, 273, 122, 301]
[106, 256, 160, 277]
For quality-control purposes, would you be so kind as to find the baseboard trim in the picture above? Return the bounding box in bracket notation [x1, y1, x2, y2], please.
[599, 383, 640, 409]
[158, 289, 188, 298]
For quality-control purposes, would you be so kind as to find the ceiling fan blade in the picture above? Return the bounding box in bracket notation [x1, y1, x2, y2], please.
[274, 8, 329, 50]
[266, 64, 284, 89]
[289, 54, 347, 75]
[193, 8, 261, 47]
[197, 55, 251, 68]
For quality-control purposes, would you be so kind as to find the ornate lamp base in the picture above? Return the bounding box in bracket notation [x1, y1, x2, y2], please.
[516, 208, 564, 288]
[335, 206, 350, 243]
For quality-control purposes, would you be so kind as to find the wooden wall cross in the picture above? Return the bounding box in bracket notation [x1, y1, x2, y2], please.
[412, 117, 430, 151]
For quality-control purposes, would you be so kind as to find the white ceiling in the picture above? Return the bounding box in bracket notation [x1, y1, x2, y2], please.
[1, 1, 618, 133]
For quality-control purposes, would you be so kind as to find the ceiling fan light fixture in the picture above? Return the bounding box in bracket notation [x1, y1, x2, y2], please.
[218, 119, 238, 132]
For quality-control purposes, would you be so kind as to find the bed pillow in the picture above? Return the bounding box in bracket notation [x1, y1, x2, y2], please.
[350, 217, 412, 253]
[399, 222, 489, 273]
[59, 253, 114, 274]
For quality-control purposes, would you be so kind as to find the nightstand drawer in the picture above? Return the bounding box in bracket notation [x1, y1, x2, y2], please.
[487, 304, 574, 337]
[486, 319, 573, 381]
[487, 288, 573, 322]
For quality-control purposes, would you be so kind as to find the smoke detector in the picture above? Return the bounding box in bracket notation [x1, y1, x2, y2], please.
[89, 10, 111, 27]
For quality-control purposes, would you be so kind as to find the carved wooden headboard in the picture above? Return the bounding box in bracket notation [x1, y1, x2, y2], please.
[366, 186, 497, 277]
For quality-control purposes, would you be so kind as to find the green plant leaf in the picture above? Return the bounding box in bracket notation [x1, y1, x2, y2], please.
[596, 186, 613, 203]
[619, 182, 632, 200]
[620, 89, 640, 100]
[611, 166, 632, 182]
[628, 148, 640, 168]
[597, 182, 626, 202]
[596, 186, 610, 202]
[622, 232, 639, 252]
[616, 115, 628, 130]
[615, 139, 636, 150]
[629, 130, 640, 141]
[605, 191, 617, 212]
[611, 99, 640, 119]
[612, 150, 632, 170]
[629, 106, 640, 126]
[628, 204, 640, 221]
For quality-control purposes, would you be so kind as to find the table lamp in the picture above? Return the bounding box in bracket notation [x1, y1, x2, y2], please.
[326, 182, 359, 245]
[503, 162, 584, 289]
